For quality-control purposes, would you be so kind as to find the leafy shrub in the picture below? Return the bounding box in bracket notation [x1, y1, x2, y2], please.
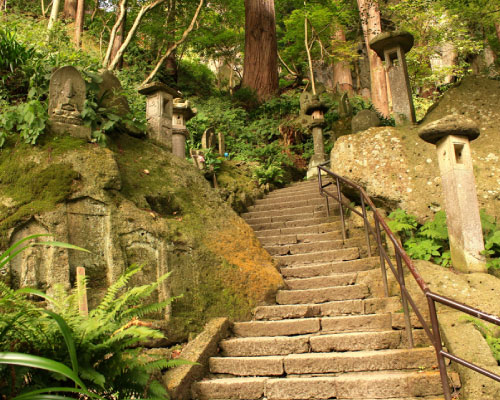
[176, 59, 216, 98]
[387, 208, 499, 270]
[0, 99, 48, 147]
[0, 237, 184, 399]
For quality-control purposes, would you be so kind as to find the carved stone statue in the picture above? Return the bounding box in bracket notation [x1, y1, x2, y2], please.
[48, 66, 91, 140]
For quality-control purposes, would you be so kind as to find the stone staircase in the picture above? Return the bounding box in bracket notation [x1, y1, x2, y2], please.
[192, 180, 448, 400]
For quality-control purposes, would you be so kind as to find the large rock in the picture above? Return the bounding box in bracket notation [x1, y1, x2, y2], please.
[351, 109, 380, 133]
[1, 133, 283, 343]
[331, 76, 500, 221]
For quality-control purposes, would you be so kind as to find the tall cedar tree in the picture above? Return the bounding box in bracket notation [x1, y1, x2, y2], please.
[242, 0, 279, 101]
[63, 0, 77, 19]
[357, 0, 389, 117]
[332, 27, 353, 94]
[110, 0, 127, 69]
[74, 0, 85, 48]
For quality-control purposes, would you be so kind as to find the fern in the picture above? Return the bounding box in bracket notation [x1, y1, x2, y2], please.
[419, 211, 448, 240]
[387, 208, 418, 241]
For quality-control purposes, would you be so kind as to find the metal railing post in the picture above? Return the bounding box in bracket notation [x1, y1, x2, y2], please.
[374, 219, 389, 297]
[360, 196, 372, 257]
[335, 177, 346, 242]
[427, 296, 452, 400]
[318, 169, 330, 217]
[396, 252, 414, 348]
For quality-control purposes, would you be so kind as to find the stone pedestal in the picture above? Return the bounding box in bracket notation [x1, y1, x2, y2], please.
[172, 98, 196, 159]
[304, 95, 329, 179]
[370, 31, 416, 126]
[138, 82, 180, 149]
[419, 116, 486, 273]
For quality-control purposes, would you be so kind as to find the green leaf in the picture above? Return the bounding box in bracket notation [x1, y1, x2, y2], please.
[0, 352, 86, 390]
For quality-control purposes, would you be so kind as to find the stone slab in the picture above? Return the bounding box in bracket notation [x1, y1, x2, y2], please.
[192, 377, 267, 400]
[285, 273, 356, 290]
[309, 331, 401, 352]
[220, 336, 310, 357]
[209, 356, 284, 376]
[321, 313, 392, 333]
[276, 284, 368, 305]
[233, 318, 320, 337]
[274, 248, 360, 267]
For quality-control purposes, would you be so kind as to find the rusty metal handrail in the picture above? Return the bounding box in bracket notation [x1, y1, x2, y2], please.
[316, 162, 500, 400]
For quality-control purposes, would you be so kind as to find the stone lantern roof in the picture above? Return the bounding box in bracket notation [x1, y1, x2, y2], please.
[173, 98, 196, 121]
[418, 115, 480, 144]
[369, 31, 414, 60]
[138, 82, 180, 97]
[304, 95, 329, 115]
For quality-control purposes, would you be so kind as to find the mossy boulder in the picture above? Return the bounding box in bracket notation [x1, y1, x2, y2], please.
[1, 131, 283, 343]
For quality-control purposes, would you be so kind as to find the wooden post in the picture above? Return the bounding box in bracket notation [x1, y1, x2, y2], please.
[76, 267, 88, 316]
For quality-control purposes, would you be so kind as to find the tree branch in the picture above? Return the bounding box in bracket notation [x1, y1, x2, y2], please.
[103, 0, 127, 67]
[278, 51, 298, 76]
[141, 0, 204, 86]
[108, 0, 167, 70]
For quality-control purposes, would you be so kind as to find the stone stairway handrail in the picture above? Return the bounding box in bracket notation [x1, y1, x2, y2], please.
[316, 161, 500, 400]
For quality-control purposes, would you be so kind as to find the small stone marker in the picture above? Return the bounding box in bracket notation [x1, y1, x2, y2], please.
[419, 115, 486, 273]
[138, 82, 179, 149]
[76, 266, 88, 316]
[304, 95, 329, 179]
[217, 132, 225, 156]
[370, 31, 416, 126]
[172, 98, 196, 159]
[338, 92, 352, 118]
[48, 66, 91, 140]
[351, 109, 380, 133]
[98, 70, 130, 117]
[201, 128, 216, 150]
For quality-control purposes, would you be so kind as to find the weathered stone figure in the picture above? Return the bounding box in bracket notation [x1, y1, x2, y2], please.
[48, 66, 91, 139]
[419, 115, 487, 273]
[138, 82, 179, 149]
[201, 127, 216, 150]
[370, 31, 416, 125]
[172, 98, 196, 159]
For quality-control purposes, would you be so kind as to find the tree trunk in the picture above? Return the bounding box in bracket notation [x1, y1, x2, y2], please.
[357, 0, 389, 117]
[242, 0, 278, 101]
[74, 0, 85, 48]
[495, 23, 500, 44]
[63, 0, 77, 20]
[48, 0, 62, 31]
[164, 0, 178, 82]
[332, 27, 353, 94]
[109, 1, 127, 70]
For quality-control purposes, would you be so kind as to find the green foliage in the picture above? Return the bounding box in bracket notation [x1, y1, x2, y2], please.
[464, 316, 500, 364]
[0, 27, 35, 76]
[0, 100, 48, 147]
[388, 209, 499, 270]
[480, 210, 500, 271]
[0, 237, 186, 399]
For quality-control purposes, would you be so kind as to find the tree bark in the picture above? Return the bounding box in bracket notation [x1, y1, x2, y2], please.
[48, 0, 62, 31]
[63, 0, 77, 19]
[357, 0, 389, 117]
[495, 23, 500, 44]
[163, 0, 178, 82]
[332, 27, 353, 94]
[242, 0, 279, 101]
[109, 0, 127, 69]
[74, 0, 85, 48]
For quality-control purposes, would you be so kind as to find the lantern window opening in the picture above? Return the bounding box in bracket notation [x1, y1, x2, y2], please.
[453, 142, 465, 164]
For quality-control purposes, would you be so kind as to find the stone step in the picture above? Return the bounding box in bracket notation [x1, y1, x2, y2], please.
[274, 247, 360, 266]
[243, 204, 329, 220]
[209, 347, 436, 377]
[276, 284, 369, 305]
[219, 331, 430, 357]
[192, 371, 445, 399]
[321, 313, 392, 333]
[280, 257, 379, 278]
[255, 192, 326, 205]
[265, 185, 325, 197]
[248, 197, 327, 212]
[244, 210, 331, 226]
[233, 314, 391, 337]
[257, 230, 344, 246]
[265, 237, 367, 256]
[233, 318, 321, 337]
[255, 222, 342, 238]
[285, 272, 356, 290]
[248, 216, 339, 232]
[254, 297, 402, 320]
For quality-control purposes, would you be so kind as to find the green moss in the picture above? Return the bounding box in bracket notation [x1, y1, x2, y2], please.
[0, 142, 79, 247]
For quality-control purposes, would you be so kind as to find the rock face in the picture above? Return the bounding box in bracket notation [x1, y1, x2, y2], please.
[331, 76, 500, 221]
[1, 133, 282, 343]
[351, 110, 380, 133]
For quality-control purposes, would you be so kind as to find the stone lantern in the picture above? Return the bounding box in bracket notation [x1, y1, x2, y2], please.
[172, 98, 196, 159]
[305, 95, 329, 179]
[138, 82, 179, 149]
[370, 31, 416, 126]
[418, 115, 487, 273]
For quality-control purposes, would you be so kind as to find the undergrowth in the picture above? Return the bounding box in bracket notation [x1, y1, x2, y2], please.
[387, 208, 500, 271]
